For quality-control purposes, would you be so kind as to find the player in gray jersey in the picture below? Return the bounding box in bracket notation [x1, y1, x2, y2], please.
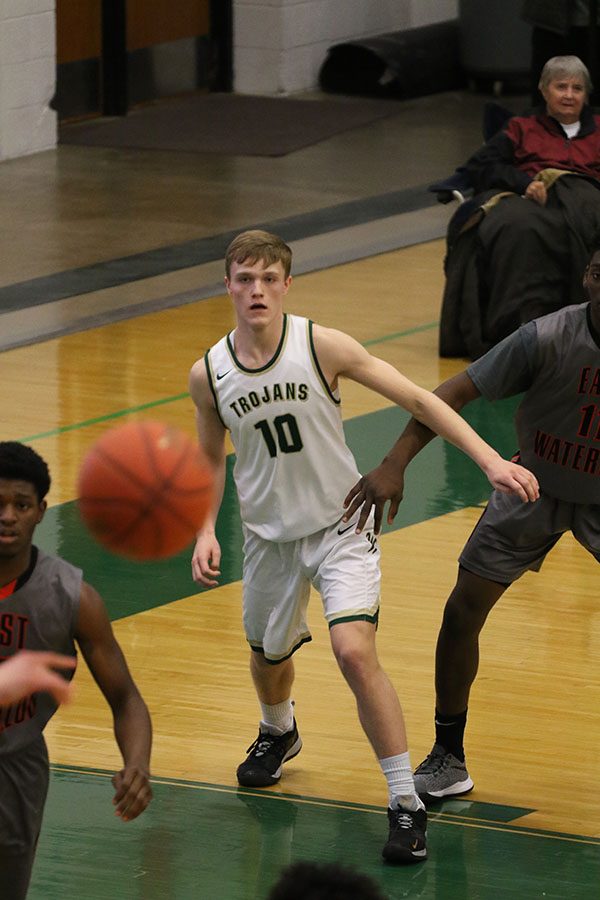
[0, 441, 153, 900]
[189, 230, 538, 863]
[344, 245, 600, 804]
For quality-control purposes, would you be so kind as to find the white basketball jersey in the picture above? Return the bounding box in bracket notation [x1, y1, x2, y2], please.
[205, 314, 361, 540]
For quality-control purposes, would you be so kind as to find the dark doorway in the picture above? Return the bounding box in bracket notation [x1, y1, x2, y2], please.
[55, 0, 232, 121]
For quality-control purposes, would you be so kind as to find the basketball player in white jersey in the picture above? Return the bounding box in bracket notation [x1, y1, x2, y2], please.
[189, 230, 539, 864]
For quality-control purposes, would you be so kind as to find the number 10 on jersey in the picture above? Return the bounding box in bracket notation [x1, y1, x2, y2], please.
[255, 415, 303, 457]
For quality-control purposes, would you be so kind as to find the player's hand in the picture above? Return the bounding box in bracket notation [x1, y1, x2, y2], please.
[112, 765, 152, 822]
[0, 650, 76, 706]
[191, 530, 222, 587]
[484, 458, 539, 502]
[343, 462, 406, 534]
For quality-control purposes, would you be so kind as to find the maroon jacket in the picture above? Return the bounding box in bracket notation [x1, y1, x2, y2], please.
[465, 105, 600, 195]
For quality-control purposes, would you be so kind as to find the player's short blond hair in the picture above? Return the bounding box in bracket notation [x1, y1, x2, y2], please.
[225, 230, 292, 278]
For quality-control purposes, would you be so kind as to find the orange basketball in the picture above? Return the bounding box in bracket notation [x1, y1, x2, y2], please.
[77, 420, 214, 561]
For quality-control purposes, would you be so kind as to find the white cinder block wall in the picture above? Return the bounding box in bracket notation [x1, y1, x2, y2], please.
[0, 0, 57, 161]
[0, 1, 457, 160]
[233, 0, 458, 94]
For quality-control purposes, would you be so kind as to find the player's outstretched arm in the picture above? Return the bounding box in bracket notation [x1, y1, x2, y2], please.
[75, 582, 153, 822]
[189, 359, 227, 587]
[344, 371, 481, 531]
[0, 650, 76, 705]
[311, 325, 539, 530]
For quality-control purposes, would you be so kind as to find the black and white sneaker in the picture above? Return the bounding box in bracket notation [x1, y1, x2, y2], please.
[413, 743, 474, 804]
[236, 720, 302, 787]
[382, 805, 427, 864]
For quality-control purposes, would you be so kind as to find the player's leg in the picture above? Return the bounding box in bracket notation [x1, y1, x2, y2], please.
[329, 620, 407, 758]
[415, 491, 565, 803]
[412, 569, 507, 804]
[237, 652, 303, 788]
[436, 567, 508, 726]
[0, 738, 49, 900]
[329, 619, 427, 863]
[249, 650, 295, 705]
[237, 532, 308, 787]
[314, 519, 426, 863]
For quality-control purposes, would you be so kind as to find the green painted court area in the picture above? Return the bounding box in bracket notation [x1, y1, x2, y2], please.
[31, 767, 599, 900]
[36, 396, 521, 622]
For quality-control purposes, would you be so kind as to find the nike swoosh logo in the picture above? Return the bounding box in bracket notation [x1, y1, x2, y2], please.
[216, 370, 232, 380]
[337, 522, 355, 535]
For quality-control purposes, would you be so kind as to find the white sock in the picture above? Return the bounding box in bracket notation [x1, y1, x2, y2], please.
[380, 752, 426, 811]
[259, 699, 294, 735]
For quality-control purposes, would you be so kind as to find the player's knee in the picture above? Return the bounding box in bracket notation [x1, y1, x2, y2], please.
[332, 640, 374, 685]
[441, 593, 487, 638]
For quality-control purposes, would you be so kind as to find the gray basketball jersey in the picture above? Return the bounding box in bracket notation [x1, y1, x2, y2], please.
[0, 549, 80, 755]
[517, 305, 600, 503]
[205, 314, 361, 541]
[469, 304, 600, 504]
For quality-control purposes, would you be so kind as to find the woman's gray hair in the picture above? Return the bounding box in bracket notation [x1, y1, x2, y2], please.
[539, 55, 592, 95]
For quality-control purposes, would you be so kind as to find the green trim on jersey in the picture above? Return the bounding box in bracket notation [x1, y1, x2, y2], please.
[203, 350, 227, 428]
[225, 313, 289, 374]
[308, 319, 340, 405]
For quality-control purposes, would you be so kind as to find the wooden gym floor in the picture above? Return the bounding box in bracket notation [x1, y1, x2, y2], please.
[0, 90, 598, 898]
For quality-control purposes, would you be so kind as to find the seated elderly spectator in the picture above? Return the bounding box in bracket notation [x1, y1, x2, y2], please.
[439, 55, 600, 360]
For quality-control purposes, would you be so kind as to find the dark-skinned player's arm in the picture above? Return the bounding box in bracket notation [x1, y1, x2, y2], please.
[75, 582, 153, 821]
[343, 371, 489, 533]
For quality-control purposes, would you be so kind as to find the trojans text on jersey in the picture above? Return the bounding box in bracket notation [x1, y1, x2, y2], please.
[229, 382, 309, 419]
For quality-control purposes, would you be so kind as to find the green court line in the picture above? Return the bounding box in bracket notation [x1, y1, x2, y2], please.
[19, 392, 190, 443]
[35, 764, 600, 900]
[49, 764, 599, 846]
[362, 321, 439, 346]
[17, 324, 439, 444]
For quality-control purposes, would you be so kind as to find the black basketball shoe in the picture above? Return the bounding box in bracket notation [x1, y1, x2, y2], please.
[382, 805, 428, 864]
[236, 720, 302, 787]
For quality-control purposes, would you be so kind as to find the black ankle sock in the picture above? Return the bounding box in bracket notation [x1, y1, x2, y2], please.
[434, 708, 467, 762]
